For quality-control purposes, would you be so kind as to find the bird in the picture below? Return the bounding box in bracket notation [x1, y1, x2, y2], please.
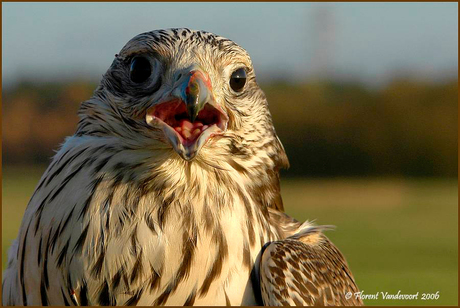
[2, 28, 363, 306]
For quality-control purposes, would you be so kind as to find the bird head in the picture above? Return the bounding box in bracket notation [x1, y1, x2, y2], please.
[78, 29, 288, 170]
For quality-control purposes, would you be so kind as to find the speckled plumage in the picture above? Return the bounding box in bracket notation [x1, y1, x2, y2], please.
[3, 28, 362, 306]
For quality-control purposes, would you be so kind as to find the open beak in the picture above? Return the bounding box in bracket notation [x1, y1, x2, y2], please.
[146, 67, 228, 160]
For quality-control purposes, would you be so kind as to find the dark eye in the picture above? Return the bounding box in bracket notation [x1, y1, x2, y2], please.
[230, 68, 247, 92]
[130, 56, 152, 83]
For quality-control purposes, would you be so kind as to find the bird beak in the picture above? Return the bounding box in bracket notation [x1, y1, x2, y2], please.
[146, 67, 228, 161]
[174, 69, 212, 123]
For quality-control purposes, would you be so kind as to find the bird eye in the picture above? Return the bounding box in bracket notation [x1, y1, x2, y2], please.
[230, 68, 247, 92]
[130, 56, 152, 83]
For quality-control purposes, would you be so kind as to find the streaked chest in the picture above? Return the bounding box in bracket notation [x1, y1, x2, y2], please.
[75, 176, 276, 305]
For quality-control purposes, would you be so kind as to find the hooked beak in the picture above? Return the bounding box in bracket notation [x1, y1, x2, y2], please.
[180, 70, 212, 123]
[146, 67, 228, 160]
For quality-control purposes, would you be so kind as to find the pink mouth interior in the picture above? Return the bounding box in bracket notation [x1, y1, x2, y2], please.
[151, 100, 223, 144]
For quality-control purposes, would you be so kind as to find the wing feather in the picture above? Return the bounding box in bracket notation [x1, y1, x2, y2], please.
[259, 228, 363, 306]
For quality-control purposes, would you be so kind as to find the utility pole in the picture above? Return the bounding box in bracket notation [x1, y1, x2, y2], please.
[310, 6, 336, 80]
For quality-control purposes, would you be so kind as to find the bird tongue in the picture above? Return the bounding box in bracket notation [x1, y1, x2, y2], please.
[174, 119, 209, 142]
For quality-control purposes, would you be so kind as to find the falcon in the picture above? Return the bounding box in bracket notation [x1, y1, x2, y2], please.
[3, 28, 362, 306]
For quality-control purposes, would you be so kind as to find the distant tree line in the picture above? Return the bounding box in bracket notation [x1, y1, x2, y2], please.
[3, 78, 457, 177]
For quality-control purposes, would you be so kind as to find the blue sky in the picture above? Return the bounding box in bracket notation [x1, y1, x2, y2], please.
[2, 2, 458, 87]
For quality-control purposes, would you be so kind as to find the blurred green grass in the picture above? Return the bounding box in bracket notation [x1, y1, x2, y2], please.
[2, 166, 458, 305]
[282, 177, 458, 305]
